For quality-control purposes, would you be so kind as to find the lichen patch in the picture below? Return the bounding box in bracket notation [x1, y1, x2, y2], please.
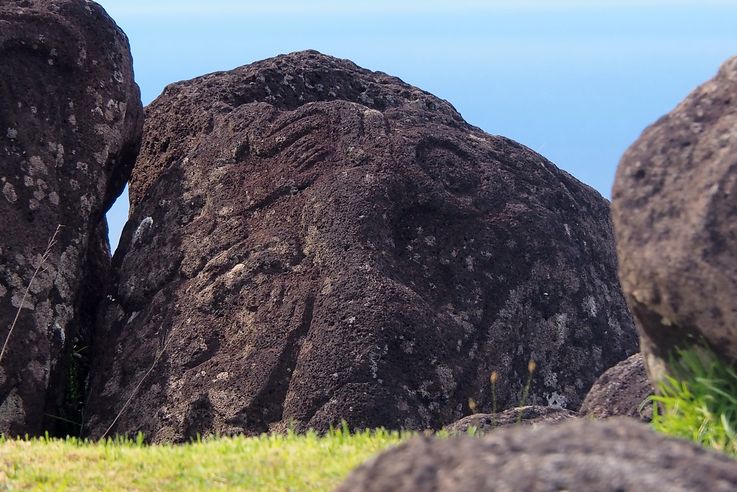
[2, 182, 17, 203]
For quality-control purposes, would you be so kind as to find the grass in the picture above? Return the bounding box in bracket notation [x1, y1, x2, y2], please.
[650, 344, 737, 456]
[0, 427, 407, 491]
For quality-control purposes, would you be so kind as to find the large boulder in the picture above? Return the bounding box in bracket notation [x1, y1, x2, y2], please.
[85, 50, 636, 441]
[612, 57, 737, 381]
[337, 418, 737, 491]
[0, 0, 143, 436]
[580, 353, 654, 421]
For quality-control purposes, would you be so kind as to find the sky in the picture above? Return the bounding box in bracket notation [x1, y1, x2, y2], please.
[95, 0, 737, 250]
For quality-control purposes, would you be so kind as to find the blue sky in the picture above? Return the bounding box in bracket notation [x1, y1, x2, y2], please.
[96, 0, 737, 250]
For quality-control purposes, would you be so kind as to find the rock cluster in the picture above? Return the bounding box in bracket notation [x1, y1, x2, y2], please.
[442, 353, 653, 435]
[340, 55, 737, 492]
[0, 2, 641, 444]
[4, 2, 736, 490]
[0, 0, 142, 436]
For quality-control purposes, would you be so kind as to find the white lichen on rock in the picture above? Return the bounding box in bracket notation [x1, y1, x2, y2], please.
[11, 291, 34, 310]
[51, 321, 65, 347]
[28, 156, 47, 176]
[132, 216, 154, 245]
[554, 313, 568, 343]
[2, 182, 17, 203]
[0, 389, 25, 432]
[543, 369, 558, 388]
[545, 391, 567, 409]
[584, 295, 598, 317]
[435, 364, 457, 398]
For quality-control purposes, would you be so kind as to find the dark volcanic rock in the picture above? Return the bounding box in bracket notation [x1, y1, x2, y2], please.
[580, 353, 654, 421]
[444, 405, 577, 435]
[0, 0, 143, 436]
[85, 50, 636, 441]
[612, 57, 737, 381]
[337, 418, 737, 492]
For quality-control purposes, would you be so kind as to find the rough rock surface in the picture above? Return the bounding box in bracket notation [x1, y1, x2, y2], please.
[444, 405, 577, 435]
[337, 418, 737, 492]
[0, 0, 143, 436]
[86, 50, 636, 441]
[613, 57, 737, 380]
[580, 353, 654, 421]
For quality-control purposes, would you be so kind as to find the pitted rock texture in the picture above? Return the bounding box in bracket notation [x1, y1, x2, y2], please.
[580, 353, 653, 421]
[337, 418, 737, 492]
[444, 406, 577, 436]
[0, 0, 143, 436]
[86, 50, 636, 441]
[613, 57, 737, 381]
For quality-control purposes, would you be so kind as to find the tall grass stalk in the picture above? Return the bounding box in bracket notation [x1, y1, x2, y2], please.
[0, 225, 62, 366]
[517, 359, 536, 424]
[488, 370, 499, 426]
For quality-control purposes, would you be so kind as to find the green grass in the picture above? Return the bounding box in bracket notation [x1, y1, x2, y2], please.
[0, 427, 407, 491]
[650, 345, 737, 456]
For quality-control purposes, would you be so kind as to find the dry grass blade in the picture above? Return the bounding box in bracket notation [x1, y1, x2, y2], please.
[0, 224, 63, 366]
[101, 330, 171, 439]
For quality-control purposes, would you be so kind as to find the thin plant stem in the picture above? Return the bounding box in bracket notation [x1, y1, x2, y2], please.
[0, 225, 63, 366]
[517, 359, 536, 424]
[490, 371, 498, 427]
[44, 413, 83, 428]
[101, 331, 171, 439]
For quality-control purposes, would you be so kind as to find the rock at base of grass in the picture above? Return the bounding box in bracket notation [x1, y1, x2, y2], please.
[337, 418, 737, 492]
[444, 405, 577, 435]
[580, 353, 654, 421]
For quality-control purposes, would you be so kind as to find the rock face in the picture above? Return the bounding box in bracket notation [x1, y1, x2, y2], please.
[580, 353, 654, 421]
[337, 418, 737, 492]
[86, 50, 636, 441]
[613, 57, 737, 380]
[444, 406, 577, 435]
[0, 0, 143, 436]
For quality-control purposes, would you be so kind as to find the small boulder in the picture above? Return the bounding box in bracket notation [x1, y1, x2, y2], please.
[613, 57, 737, 380]
[444, 405, 577, 435]
[337, 418, 737, 492]
[0, 0, 143, 436]
[580, 353, 654, 421]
